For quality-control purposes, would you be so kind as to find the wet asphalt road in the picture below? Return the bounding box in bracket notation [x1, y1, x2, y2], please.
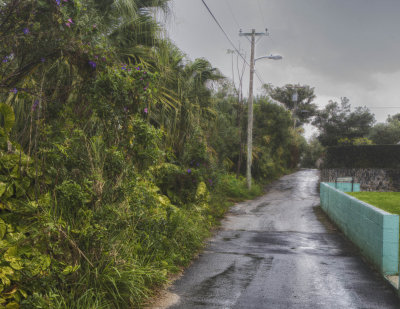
[167, 170, 400, 308]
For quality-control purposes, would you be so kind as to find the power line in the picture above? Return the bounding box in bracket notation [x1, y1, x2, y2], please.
[224, 0, 251, 44]
[200, 0, 247, 65]
[257, 0, 267, 27]
[255, 72, 266, 85]
[200, 0, 267, 85]
[224, 0, 240, 29]
[368, 107, 400, 109]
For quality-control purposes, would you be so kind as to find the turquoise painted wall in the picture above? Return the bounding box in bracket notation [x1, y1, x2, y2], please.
[320, 182, 399, 275]
[326, 182, 361, 192]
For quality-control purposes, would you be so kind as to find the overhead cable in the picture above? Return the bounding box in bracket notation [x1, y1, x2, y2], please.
[200, 0, 267, 85]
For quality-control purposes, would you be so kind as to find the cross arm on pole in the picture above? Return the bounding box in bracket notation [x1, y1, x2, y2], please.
[239, 29, 269, 37]
[240, 32, 268, 36]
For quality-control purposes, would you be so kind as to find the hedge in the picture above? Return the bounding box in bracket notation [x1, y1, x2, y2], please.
[324, 145, 400, 168]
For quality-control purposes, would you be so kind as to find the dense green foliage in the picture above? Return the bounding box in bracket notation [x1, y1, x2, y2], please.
[209, 86, 305, 180]
[252, 97, 305, 179]
[304, 97, 377, 168]
[312, 97, 375, 147]
[0, 0, 302, 307]
[324, 145, 400, 168]
[304, 101, 400, 168]
[264, 84, 317, 126]
[368, 114, 400, 145]
[301, 136, 324, 168]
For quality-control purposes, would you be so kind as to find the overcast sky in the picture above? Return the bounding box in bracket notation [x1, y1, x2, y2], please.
[164, 0, 400, 136]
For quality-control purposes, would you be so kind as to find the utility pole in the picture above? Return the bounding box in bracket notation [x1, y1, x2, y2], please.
[292, 89, 298, 129]
[240, 29, 268, 189]
[291, 84, 304, 129]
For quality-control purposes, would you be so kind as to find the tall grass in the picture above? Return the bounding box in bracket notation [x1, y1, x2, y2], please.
[208, 174, 263, 220]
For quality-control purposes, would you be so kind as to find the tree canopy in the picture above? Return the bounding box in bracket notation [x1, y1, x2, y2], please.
[312, 97, 375, 146]
[369, 113, 400, 145]
[264, 83, 317, 126]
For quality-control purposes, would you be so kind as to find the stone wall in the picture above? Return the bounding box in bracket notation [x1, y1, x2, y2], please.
[320, 168, 400, 191]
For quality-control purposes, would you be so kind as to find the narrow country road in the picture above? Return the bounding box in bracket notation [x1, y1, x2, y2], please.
[163, 170, 400, 308]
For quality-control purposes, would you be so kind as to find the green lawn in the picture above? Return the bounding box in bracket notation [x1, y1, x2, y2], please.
[347, 192, 400, 214]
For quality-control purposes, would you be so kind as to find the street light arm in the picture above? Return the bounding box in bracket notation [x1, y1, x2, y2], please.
[255, 55, 283, 62]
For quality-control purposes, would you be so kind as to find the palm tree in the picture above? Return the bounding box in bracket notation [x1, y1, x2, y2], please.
[0, 0, 172, 149]
[152, 46, 223, 158]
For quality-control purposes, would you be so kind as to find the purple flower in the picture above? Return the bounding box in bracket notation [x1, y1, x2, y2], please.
[55, 0, 61, 5]
[208, 179, 213, 185]
[144, 107, 148, 114]
[32, 100, 39, 111]
[41, 57, 45, 62]
[23, 28, 29, 34]
[88, 60, 97, 68]
[102, 57, 106, 61]
[65, 18, 73, 27]
[187, 169, 191, 174]
[11, 88, 17, 94]
[2, 58, 8, 63]
[121, 65, 127, 71]
[136, 66, 140, 71]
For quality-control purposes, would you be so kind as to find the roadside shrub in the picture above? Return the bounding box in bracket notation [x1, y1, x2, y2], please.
[0, 151, 54, 308]
[223, 174, 261, 198]
[338, 137, 374, 145]
[207, 174, 262, 220]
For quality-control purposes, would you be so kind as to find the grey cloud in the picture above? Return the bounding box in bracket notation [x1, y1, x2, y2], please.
[168, 0, 400, 123]
[257, 0, 400, 84]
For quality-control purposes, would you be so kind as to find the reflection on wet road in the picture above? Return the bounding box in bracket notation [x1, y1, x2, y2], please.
[166, 170, 400, 308]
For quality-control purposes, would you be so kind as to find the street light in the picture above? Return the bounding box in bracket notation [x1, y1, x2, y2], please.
[246, 49, 282, 189]
[255, 54, 283, 61]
